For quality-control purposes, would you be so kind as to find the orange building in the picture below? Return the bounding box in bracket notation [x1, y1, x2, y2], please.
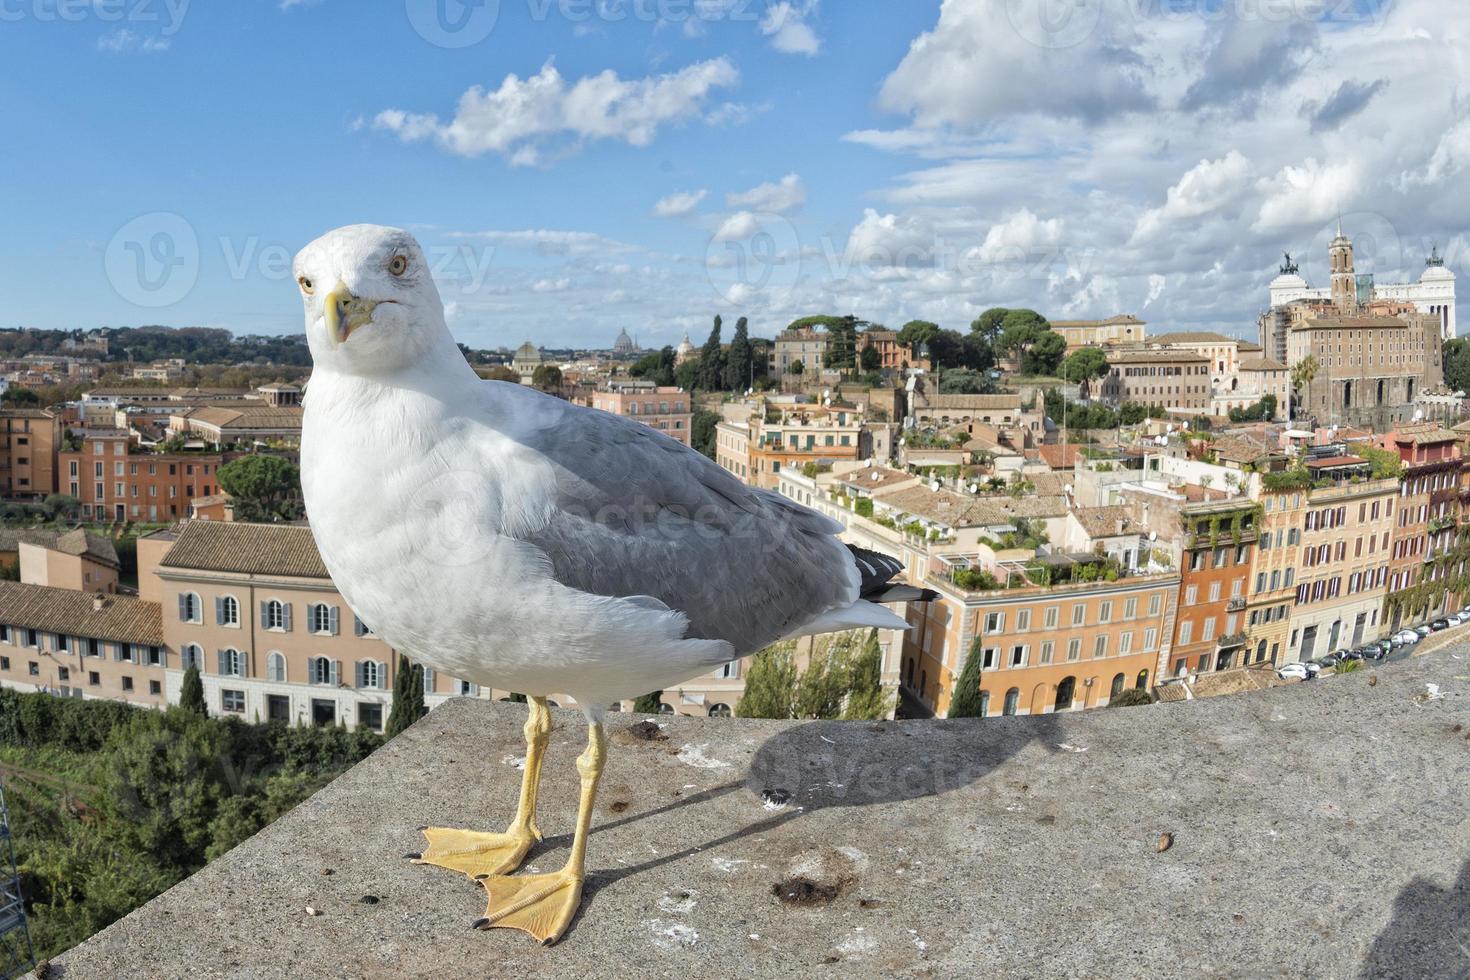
[60, 430, 224, 522]
[1168, 498, 1258, 677]
[855, 330, 927, 373]
[904, 565, 1177, 717]
[0, 408, 62, 500]
[1382, 425, 1464, 628]
[588, 382, 692, 446]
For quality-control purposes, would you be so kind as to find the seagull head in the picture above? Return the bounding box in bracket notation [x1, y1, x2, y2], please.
[293, 224, 450, 372]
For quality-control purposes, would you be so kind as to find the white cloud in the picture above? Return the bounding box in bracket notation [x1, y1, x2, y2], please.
[973, 208, 1064, 264]
[652, 189, 708, 218]
[726, 173, 805, 214]
[1402, 118, 1470, 187]
[713, 211, 763, 242]
[373, 58, 739, 165]
[761, 1, 821, 56]
[1132, 151, 1253, 242]
[447, 229, 640, 256]
[278, 0, 323, 9]
[844, 209, 934, 267]
[532, 278, 572, 293]
[1253, 159, 1361, 233]
[97, 29, 169, 53]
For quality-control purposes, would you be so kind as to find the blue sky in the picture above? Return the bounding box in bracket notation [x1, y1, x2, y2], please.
[1, 0, 1466, 351]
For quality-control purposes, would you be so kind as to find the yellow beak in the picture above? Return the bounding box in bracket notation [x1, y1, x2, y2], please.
[322, 282, 381, 348]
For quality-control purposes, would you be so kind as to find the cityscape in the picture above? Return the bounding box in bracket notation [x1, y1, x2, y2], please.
[4, 0, 1470, 975]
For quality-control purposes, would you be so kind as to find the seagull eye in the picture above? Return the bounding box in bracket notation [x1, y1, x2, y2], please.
[298, 276, 314, 295]
[388, 255, 409, 277]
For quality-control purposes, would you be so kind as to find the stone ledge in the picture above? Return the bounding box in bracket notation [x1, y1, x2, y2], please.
[34, 645, 1470, 979]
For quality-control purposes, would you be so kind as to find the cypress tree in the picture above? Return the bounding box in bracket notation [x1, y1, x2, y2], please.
[723, 316, 753, 392]
[735, 642, 798, 719]
[632, 691, 663, 714]
[947, 639, 986, 719]
[179, 663, 206, 715]
[699, 315, 726, 391]
[385, 654, 426, 737]
[841, 630, 893, 720]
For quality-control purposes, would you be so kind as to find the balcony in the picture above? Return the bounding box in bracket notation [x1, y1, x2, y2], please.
[1217, 631, 1247, 648]
[34, 645, 1470, 977]
[1226, 597, 1246, 612]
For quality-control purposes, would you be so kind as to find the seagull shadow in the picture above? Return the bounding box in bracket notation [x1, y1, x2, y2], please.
[558, 712, 1064, 905]
[1358, 855, 1470, 979]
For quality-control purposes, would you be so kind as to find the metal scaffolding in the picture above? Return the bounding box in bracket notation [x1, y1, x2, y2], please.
[0, 781, 33, 980]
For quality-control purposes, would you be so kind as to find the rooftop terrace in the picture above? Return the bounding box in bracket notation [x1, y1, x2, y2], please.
[33, 643, 1470, 978]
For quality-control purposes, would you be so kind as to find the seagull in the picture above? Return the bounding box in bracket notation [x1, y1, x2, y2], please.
[295, 224, 931, 945]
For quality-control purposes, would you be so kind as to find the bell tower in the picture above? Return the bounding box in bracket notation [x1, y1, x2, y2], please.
[1329, 217, 1356, 310]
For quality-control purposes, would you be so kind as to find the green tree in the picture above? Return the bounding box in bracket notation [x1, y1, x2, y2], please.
[632, 691, 663, 714]
[699, 316, 726, 390]
[841, 630, 893, 720]
[788, 358, 805, 376]
[995, 309, 1049, 356]
[825, 315, 858, 374]
[179, 664, 206, 715]
[630, 348, 676, 386]
[42, 493, 81, 521]
[897, 319, 941, 351]
[735, 642, 799, 719]
[1060, 346, 1110, 384]
[385, 654, 425, 738]
[481, 365, 520, 383]
[531, 364, 564, 390]
[1445, 338, 1470, 394]
[692, 409, 722, 460]
[1107, 687, 1154, 708]
[1020, 329, 1067, 376]
[2, 387, 40, 407]
[859, 343, 882, 373]
[217, 455, 301, 520]
[937, 369, 993, 394]
[947, 640, 986, 718]
[724, 317, 753, 391]
[674, 358, 701, 391]
[971, 308, 1008, 342]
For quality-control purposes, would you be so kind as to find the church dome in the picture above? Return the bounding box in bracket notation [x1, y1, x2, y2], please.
[613, 328, 635, 355]
[676, 333, 694, 355]
[514, 340, 542, 363]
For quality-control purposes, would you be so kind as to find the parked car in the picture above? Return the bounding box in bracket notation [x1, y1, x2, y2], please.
[1339, 648, 1364, 662]
[1278, 663, 1314, 681]
[1449, 613, 1467, 627]
[1353, 645, 1385, 662]
[1431, 618, 1450, 632]
[1415, 625, 1433, 638]
[1315, 652, 1344, 669]
[1375, 638, 1394, 655]
[1393, 629, 1421, 646]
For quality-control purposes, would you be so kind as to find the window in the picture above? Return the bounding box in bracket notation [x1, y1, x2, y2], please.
[1071, 604, 1085, 626]
[1123, 597, 1137, 620]
[0, 656, 7, 671]
[217, 595, 240, 627]
[263, 600, 288, 631]
[353, 615, 374, 638]
[980, 647, 999, 670]
[178, 592, 202, 623]
[1184, 585, 1197, 606]
[458, 680, 479, 697]
[1009, 645, 1027, 668]
[1044, 606, 1059, 629]
[1098, 601, 1112, 624]
[121, 676, 134, 691]
[27, 662, 39, 676]
[1039, 641, 1054, 664]
[983, 611, 1004, 634]
[309, 657, 337, 686]
[88, 670, 100, 686]
[708, 703, 733, 718]
[310, 603, 338, 635]
[1003, 688, 1020, 716]
[422, 667, 435, 695]
[357, 660, 386, 690]
[1016, 609, 1031, 632]
[1093, 635, 1108, 658]
[1066, 638, 1081, 661]
[1148, 594, 1161, 617]
[268, 695, 291, 723]
[180, 644, 203, 671]
[217, 648, 245, 678]
[221, 689, 246, 713]
[267, 652, 287, 683]
[359, 703, 384, 731]
[1179, 621, 1194, 645]
[1119, 631, 1133, 654]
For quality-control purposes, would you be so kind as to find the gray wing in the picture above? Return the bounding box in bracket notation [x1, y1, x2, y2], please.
[494, 386, 857, 655]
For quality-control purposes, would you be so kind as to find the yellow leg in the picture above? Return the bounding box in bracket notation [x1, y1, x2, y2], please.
[475, 721, 606, 945]
[413, 696, 552, 879]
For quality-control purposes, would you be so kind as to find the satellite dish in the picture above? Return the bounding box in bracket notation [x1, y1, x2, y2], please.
[930, 480, 941, 492]
[1149, 531, 1157, 541]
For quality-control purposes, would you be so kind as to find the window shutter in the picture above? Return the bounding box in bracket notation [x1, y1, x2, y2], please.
[328, 606, 340, 635]
[354, 662, 365, 689]
[283, 603, 293, 632]
[330, 660, 341, 687]
[422, 667, 434, 694]
[379, 662, 389, 690]
[353, 615, 366, 638]
[217, 649, 228, 674]
[178, 593, 189, 621]
[215, 596, 225, 624]
[259, 601, 269, 629]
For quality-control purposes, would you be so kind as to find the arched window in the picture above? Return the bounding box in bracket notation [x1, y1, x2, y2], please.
[309, 603, 337, 635]
[1110, 673, 1126, 699]
[217, 595, 240, 627]
[1003, 688, 1019, 716]
[267, 652, 287, 683]
[180, 643, 203, 671]
[309, 656, 335, 686]
[178, 592, 202, 623]
[357, 660, 382, 689]
[708, 703, 732, 718]
[217, 648, 244, 678]
[978, 689, 990, 717]
[657, 702, 675, 715]
[1135, 669, 1149, 690]
[1055, 676, 1076, 711]
[264, 600, 286, 631]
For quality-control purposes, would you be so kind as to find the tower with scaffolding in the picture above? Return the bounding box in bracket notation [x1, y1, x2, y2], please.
[0, 781, 33, 980]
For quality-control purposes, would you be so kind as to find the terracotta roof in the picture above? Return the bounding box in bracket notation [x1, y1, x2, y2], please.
[180, 406, 304, 430]
[911, 393, 1024, 411]
[1389, 426, 1459, 446]
[1037, 443, 1084, 469]
[837, 466, 918, 494]
[1239, 357, 1287, 371]
[1072, 505, 1138, 539]
[0, 528, 119, 566]
[1305, 455, 1368, 469]
[158, 521, 328, 578]
[0, 581, 162, 645]
[1149, 331, 1243, 345]
[1107, 349, 1208, 363]
[0, 408, 57, 420]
